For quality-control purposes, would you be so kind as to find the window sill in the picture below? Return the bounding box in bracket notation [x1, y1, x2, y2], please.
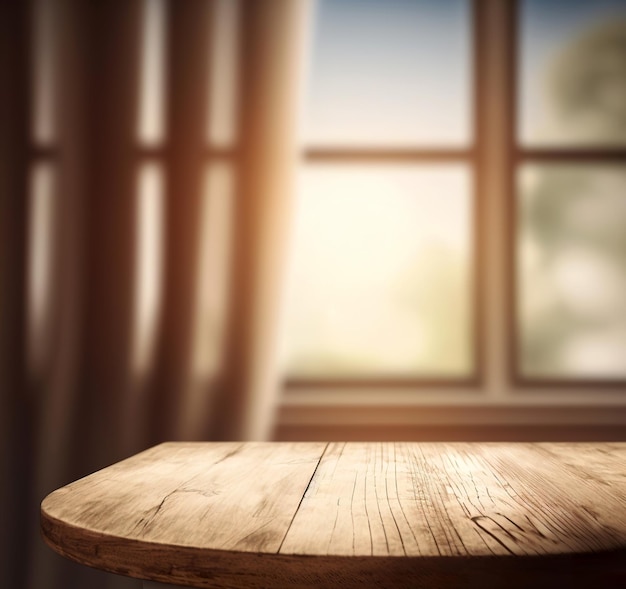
[278, 389, 626, 428]
[276, 395, 626, 442]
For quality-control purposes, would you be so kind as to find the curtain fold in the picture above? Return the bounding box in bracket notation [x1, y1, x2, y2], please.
[212, 0, 312, 441]
[148, 0, 214, 444]
[1, 3, 33, 589]
[1, 1, 311, 587]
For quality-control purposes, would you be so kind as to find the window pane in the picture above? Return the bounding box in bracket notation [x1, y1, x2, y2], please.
[191, 161, 234, 382]
[133, 162, 165, 377]
[519, 0, 626, 147]
[518, 164, 626, 379]
[206, 0, 240, 148]
[32, 0, 59, 144]
[27, 161, 56, 375]
[137, 0, 168, 146]
[284, 163, 473, 378]
[181, 162, 234, 436]
[304, 0, 472, 147]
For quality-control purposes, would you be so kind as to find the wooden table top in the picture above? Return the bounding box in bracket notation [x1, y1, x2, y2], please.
[41, 442, 626, 588]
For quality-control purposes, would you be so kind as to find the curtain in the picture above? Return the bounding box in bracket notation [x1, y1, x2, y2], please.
[0, 1, 311, 588]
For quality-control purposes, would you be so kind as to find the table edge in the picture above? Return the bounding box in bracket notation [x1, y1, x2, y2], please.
[41, 502, 626, 589]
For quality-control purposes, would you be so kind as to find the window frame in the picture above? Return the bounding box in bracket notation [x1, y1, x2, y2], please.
[284, 0, 626, 395]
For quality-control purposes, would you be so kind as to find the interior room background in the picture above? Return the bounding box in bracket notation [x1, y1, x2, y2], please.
[1, 1, 625, 588]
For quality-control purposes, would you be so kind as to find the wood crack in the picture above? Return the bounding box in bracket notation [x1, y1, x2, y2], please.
[276, 442, 329, 554]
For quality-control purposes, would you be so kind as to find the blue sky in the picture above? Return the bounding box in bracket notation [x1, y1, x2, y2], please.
[304, 0, 471, 146]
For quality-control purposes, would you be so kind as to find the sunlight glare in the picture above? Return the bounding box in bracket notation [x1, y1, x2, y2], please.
[285, 163, 473, 377]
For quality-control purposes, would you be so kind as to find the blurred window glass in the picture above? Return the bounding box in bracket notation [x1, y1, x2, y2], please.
[517, 0, 626, 383]
[304, 0, 472, 147]
[519, 0, 626, 147]
[285, 0, 475, 383]
[518, 165, 626, 379]
[286, 164, 473, 379]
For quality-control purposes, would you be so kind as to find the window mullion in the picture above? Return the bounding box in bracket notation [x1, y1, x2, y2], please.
[476, 0, 516, 397]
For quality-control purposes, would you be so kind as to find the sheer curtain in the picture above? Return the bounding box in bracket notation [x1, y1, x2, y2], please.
[0, 1, 311, 588]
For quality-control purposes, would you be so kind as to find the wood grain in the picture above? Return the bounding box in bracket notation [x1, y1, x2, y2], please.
[280, 442, 626, 557]
[42, 442, 326, 552]
[41, 442, 626, 588]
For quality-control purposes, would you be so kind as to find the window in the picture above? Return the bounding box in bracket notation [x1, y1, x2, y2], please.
[283, 0, 626, 390]
[515, 0, 626, 383]
[132, 0, 237, 386]
[28, 0, 625, 398]
[27, 0, 59, 377]
[133, 0, 167, 377]
[285, 0, 477, 385]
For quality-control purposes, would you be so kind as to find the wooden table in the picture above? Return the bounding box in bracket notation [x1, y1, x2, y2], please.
[41, 442, 626, 588]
